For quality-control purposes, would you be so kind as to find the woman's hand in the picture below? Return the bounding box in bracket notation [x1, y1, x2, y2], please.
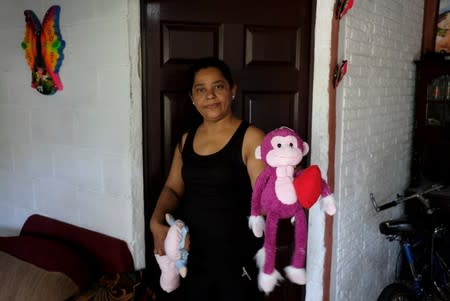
[151, 221, 169, 256]
[184, 232, 190, 252]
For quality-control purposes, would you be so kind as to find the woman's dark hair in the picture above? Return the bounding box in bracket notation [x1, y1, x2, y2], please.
[187, 57, 235, 93]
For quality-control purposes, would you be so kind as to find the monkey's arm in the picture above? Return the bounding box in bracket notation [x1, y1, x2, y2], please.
[251, 168, 271, 215]
[294, 166, 337, 216]
[249, 168, 272, 237]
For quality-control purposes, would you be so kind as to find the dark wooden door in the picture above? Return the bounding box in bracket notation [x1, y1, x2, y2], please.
[141, 1, 314, 299]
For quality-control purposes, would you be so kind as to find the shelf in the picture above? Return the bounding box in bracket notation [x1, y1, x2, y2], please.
[413, 58, 450, 184]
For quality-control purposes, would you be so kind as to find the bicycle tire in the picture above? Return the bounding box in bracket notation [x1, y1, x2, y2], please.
[377, 283, 417, 301]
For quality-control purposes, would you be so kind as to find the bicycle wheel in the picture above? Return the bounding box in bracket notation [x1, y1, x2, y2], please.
[377, 283, 417, 301]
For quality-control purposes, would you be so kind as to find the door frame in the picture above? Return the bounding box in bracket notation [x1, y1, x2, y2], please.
[139, 1, 336, 299]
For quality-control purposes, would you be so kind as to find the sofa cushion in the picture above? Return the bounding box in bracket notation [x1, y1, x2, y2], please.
[20, 214, 134, 274]
[0, 251, 79, 301]
[0, 236, 95, 290]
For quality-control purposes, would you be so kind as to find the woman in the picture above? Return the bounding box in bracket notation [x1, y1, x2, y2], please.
[150, 57, 266, 300]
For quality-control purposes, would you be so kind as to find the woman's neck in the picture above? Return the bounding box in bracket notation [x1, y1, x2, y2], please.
[200, 114, 240, 133]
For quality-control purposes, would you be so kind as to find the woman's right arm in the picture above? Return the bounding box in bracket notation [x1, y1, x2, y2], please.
[150, 136, 185, 255]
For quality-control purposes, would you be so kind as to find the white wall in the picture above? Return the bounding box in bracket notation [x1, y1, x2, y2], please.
[0, 0, 145, 269]
[306, 1, 336, 300]
[330, 0, 424, 300]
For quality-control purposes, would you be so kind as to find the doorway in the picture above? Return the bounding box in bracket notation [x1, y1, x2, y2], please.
[141, 1, 315, 299]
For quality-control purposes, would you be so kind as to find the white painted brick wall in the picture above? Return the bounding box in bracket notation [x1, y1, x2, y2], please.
[307, 2, 335, 300]
[332, 0, 424, 299]
[0, 0, 144, 268]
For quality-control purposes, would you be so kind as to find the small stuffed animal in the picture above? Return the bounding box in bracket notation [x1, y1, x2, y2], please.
[154, 213, 189, 293]
[249, 126, 336, 294]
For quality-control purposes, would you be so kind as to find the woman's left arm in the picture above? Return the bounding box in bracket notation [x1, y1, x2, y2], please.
[243, 125, 267, 187]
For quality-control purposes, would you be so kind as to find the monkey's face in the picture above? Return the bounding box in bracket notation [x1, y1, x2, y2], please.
[266, 134, 303, 168]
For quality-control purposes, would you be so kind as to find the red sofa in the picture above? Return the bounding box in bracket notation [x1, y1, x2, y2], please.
[0, 214, 146, 300]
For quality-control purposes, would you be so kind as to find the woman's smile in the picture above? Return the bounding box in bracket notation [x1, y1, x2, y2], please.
[205, 103, 220, 109]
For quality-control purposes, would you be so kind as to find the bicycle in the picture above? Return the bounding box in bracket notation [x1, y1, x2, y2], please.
[371, 184, 450, 301]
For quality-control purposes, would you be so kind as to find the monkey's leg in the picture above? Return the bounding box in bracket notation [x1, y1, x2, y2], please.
[257, 213, 283, 294]
[292, 209, 307, 268]
[284, 209, 307, 285]
[263, 213, 278, 274]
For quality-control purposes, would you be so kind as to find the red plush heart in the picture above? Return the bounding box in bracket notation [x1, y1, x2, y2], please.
[294, 165, 322, 209]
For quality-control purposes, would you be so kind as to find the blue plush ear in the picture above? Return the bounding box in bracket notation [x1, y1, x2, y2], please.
[165, 213, 175, 226]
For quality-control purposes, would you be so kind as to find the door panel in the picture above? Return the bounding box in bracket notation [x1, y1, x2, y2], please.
[246, 93, 300, 132]
[245, 26, 299, 67]
[142, 1, 313, 300]
[162, 22, 220, 63]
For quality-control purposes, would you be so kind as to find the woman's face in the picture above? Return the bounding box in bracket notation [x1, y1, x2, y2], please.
[191, 67, 237, 122]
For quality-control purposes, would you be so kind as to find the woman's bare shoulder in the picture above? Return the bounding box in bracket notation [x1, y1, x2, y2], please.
[242, 124, 265, 160]
[245, 124, 265, 145]
[177, 131, 189, 153]
[243, 124, 266, 184]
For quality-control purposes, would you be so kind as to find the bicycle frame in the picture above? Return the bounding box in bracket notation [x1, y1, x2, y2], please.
[372, 184, 450, 301]
[401, 241, 425, 298]
[431, 226, 450, 300]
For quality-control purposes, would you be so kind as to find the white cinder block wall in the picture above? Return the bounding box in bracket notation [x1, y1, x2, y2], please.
[330, 0, 424, 300]
[0, 0, 145, 269]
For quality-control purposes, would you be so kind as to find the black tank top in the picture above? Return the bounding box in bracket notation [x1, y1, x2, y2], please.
[180, 121, 259, 271]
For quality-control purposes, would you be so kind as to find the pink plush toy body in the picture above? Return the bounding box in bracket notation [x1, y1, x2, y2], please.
[154, 213, 189, 293]
[249, 127, 336, 294]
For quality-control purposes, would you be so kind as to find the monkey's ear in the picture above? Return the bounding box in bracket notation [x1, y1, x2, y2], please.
[255, 146, 262, 160]
[302, 142, 309, 156]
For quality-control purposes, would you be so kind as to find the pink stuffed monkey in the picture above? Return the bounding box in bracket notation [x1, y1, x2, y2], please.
[249, 127, 336, 294]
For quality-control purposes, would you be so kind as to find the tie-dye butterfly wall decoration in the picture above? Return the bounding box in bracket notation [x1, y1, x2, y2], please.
[21, 5, 65, 95]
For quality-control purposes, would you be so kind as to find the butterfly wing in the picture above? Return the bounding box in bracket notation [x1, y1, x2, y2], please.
[337, 0, 354, 19]
[333, 60, 348, 88]
[21, 10, 41, 73]
[40, 5, 65, 91]
[339, 60, 348, 83]
[341, 0, 354, 18]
